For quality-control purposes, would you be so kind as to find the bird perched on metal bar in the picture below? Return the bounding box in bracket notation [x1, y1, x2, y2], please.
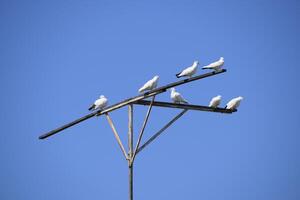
[209, 95, 222, 108]
[202, 57, 225, 71]
[176, 61, 199, 78]
[170, 88, 188, 104]
[225, 96, 243, 110]
[88, 95, 108, 111]
[138, 75, 159, 93]
[202, 57, 224, 72]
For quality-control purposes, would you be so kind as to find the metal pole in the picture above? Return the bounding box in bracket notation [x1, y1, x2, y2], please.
[128, 105, 134, 200]
[129, 164, 133, 200]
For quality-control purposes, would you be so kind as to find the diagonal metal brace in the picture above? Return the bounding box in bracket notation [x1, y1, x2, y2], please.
[105, 113, 129, 160]
[131, 96, 156, 163]
[136, 109, 188, 155]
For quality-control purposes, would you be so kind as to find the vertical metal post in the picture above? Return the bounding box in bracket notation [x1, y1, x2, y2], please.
[128, 105, 134, 200]
[129, 165, 133, 200]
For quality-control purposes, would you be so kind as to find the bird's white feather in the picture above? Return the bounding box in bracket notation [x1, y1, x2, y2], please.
[177, 61, 199, 78]
[226, 96, 243, 110]
[94, 96, 108, 109]
[138, 76, 159, 93]
[202, 57, 224, 71]
[209, 95, 221, 108]
[170, 88, 188, 104]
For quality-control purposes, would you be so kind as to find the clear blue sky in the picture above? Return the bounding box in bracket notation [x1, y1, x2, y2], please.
[1, 0, 299, 199]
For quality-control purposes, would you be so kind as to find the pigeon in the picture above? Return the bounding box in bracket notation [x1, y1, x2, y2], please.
[176, 61, 199, 78]
[209, 95, 222, 108]
[202, 57, 224, 71]
[225, 96, 243, 110]
[170, 88, 188, 104]
[88, 95, 108, 111]
[138, 75, 159, 93]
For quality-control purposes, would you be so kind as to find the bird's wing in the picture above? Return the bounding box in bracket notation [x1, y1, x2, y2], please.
[139, 79, 151, 92]
[144, 79, 154, 88]
[177, 69, 185, 76]
[203, 61, 219, 69]
[208, 61, 218, 68]
[138, 85, 146, 92]
[152, 78, 158, 87]
[233, 99, 241, 109]
[178, 95, 184, 102]
[186, 66, 194, 73]
[219, 60, 224, 66]
[95, 98, 104, 106]
[212, 60, 223, 68]
[176, 93, 187, 103]
[95, 98, 108, 109]
[179, 68, 189, 76]
[226, 99, 235, 109]
[209, 98, 216, 107]
[211, 97, 221, 107]
[170, 92, 176, 101]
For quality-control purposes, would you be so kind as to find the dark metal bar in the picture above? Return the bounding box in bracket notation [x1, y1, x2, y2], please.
[152, 69, 226, 94]
[39, 69, 226, 140]
[38, 112, 96, 139]
[132, 96, 156, 162]
[136, 109, 188, 155]
[134, 100, 236, 114]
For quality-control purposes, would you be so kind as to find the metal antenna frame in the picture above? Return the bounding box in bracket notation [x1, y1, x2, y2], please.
[39, 69, 236, 200]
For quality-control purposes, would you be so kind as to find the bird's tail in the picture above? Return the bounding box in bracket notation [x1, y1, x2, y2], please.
[176, 73, 181, 78]
[88, 105, 95, 111]
[202, 66, 209, 69]
[138, 87, 145, 93]
[183, 100, 189, 104]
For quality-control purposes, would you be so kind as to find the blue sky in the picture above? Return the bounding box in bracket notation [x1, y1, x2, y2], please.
[0, 0, 299, 199]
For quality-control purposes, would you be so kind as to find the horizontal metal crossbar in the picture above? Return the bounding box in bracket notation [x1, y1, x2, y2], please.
[39, 69, 226, 140]
[134, 100, 236, 113]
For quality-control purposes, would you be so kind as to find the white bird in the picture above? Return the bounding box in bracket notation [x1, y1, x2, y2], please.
[170, 88, 188, 104]
[202, 57, 224, 71]
[209, 95, 222, 108]
[225, 96, 243, 110]
[176, 61, 199, 78]
[88, 95, 108, 111]
[138, 75, 159, 93]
